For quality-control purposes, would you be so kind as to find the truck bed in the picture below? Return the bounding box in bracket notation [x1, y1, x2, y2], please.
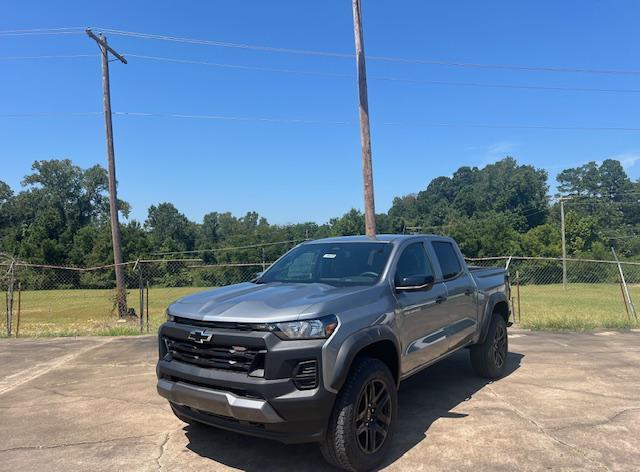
[468, 266, 509, 293]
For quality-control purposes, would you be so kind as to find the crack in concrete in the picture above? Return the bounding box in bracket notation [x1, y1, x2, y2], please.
[155, 430, 172, 471]
[35, 371, 155, 390]
[547, 406, 640, 432]
[0, 432, 160, 454]
[29, 385, 167, 413]
[485, 385, 611, 472]
[505, 380, 640, 402]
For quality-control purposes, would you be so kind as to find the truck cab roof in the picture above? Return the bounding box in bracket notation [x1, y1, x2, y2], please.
[302, 234, 454, 245]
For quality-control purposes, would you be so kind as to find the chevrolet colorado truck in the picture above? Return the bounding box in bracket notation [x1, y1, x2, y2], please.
[157, 234, 511, 471]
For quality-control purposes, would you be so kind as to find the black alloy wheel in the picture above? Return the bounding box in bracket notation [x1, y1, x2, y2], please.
[492, 322, 507, 369]
[354, 379, 392, 455]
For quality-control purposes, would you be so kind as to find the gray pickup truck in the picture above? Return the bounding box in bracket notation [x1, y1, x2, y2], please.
[157, 234, 511, 471]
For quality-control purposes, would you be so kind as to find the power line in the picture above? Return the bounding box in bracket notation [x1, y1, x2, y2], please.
[117, 112, 640, 132]
[112, 111, 350, 125]
[4, 26, 640, 76]
[6, 51, 640, 94]
[566, 193, 640, 200]
[124, 53, 640, 94]
[565, 201, 639, 207]
[379, 121, 640, 132]
[0, 31, 83, 37]
[0, 54, 97, 60]
[3, 110, 640, 133]
[150, 239, 305, 257]
[125, 53, 351, 78]
[0, 27, 84, 34]
[0, 112, 102, 118]
[98, 28, 640, 76]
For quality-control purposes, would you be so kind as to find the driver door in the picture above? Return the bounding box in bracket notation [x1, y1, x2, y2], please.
[394, 242, 450, 375]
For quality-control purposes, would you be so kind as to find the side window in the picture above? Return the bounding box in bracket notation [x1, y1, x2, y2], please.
[395, 243, 433, 283]
[432, 241, 462, 279]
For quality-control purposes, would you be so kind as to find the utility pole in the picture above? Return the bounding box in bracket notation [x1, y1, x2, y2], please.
[351, 0, 376, 237]
[86, 29, 128, 317]
[559, 196, 570, 290]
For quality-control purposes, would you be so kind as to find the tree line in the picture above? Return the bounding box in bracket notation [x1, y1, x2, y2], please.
[1, 156, 639, 272]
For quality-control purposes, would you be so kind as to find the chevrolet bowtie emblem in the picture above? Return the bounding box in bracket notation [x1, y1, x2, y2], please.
[187, 329, 214, 344]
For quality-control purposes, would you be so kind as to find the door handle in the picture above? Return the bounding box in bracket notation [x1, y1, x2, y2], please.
[435, 295, 447, 304]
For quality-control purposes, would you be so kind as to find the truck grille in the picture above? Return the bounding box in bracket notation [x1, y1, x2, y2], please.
[163, 336, 265, 374]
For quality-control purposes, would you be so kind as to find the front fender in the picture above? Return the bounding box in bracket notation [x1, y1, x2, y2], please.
[327, 324, 400, 393]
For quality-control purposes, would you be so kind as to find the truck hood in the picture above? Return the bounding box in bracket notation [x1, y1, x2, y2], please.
[168, 282, 376, 323]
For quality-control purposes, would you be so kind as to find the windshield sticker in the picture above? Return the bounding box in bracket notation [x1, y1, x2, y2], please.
[323, 253, 337, 259]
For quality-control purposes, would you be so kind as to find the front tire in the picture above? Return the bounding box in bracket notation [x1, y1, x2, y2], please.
[470, 314, 509, 379]
[320, 357, 397, 471]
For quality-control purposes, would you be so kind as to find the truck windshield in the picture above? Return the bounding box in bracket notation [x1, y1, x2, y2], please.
[258, 242, 392, 286]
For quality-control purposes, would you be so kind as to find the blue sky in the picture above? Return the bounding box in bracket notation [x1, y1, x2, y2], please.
[2, 1, 640, 225]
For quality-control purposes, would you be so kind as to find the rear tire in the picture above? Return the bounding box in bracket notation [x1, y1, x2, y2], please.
[320, 357, 397, 472]
[470, 314, 508, 379]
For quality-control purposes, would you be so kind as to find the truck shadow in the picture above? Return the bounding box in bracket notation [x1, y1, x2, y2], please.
[183, 349, 523, 471]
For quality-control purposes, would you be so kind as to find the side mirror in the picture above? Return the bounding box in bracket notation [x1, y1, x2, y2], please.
[395, 274, 434, 292]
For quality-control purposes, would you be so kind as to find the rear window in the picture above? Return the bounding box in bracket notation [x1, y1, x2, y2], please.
[432, 241, 462, 279]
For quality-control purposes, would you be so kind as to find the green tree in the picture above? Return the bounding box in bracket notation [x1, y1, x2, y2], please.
[145, 203, 197, 253]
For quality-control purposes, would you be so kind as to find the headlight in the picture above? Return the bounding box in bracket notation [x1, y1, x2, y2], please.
[270, 315, 338, 340]
[165, 309, 174, 322]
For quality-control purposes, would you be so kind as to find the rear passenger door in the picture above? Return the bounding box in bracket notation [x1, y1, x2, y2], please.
[394, 242, 450, 375]
[430, 240, 478, 350]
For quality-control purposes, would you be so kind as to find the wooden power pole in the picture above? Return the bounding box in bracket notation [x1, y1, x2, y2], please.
[86, 29, 128, 317]
[351, 0, 377, 237]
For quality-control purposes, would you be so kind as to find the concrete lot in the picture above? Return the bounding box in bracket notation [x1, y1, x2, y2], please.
[0, 330, 639, 471]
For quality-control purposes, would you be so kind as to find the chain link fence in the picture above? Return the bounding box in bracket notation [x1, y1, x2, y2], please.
[2, 250, 639, 337]
[0, 258, 269, 338]
[0, 240, 304, 337]
[467, 256, 640, 329]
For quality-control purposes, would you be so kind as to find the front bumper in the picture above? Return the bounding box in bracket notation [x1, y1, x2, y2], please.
[157, 378, 284, 423]
[156, 320, 336, 443]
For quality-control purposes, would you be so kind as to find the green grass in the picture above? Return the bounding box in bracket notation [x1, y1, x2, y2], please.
[0, 283, 638, 338]
[515, 283, 640, 330]
[0, 287, 205, 338]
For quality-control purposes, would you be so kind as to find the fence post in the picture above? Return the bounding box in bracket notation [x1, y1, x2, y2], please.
[516, 270, 521, 324]
[611, 248, 637, 320]
[137, 259, 144, 334]
[16, 282, 21, 338]
[6, 260, 16, 337]
[146, 280, 150, 333]
[621, 262, 638, 321]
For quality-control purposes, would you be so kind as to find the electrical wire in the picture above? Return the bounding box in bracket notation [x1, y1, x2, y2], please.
[3, 111, 640, 133]
[0, 27, 84, 34]
[0, 54, 97, 60]
[0, 30, 83, 37]
[4, 26, 640, 76]
[98, 28, 640, 76]
[5, 51, 640, 94]
[123, 53, 640, 94]
[149, 239, 305, 256]
[0, 112, 102, 118]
